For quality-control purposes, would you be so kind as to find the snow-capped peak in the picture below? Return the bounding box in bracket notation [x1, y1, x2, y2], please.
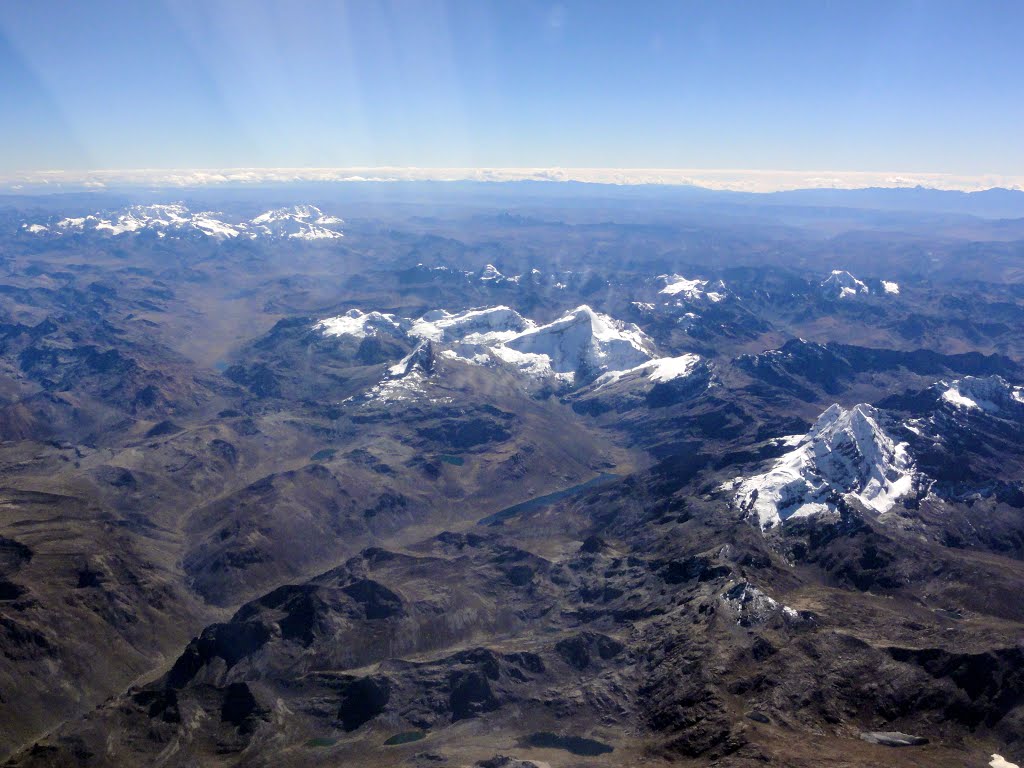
[32, 203, 244, 239]
[22, 203, 344, 241]
[821, 270, 870, 299]
[731, 403, 915, 529]
[251, 204, 335, 223]
[314, 309, 402, 339]
[479, 264, 504, 281]
[409, 306, 534, 344]
[939, 375, 1024, 413]
[496, 305, 656, 382]
[352, 340, 441, 406]
[658, 274, 727, 302]
[388, 341, 435, 378]
[315, 303, 662, 388]
[249, 205, 344, 239]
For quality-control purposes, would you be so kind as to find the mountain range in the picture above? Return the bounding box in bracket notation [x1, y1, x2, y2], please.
[21, 203, 344, 241]
[0, 184, 1021, 767]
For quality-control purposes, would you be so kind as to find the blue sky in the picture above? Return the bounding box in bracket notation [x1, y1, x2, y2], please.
[1, 0, 1022, 178]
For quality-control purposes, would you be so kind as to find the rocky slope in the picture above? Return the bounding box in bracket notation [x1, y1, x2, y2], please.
[1, 190, 1024, 767]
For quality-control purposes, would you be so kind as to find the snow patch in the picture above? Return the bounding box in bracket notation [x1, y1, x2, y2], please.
[942, 386, 980, 411]
[939, 376, 1024, 414]
[356, 342, 439, 405]
[721, 582, 802, 626]
[479, 264, 504, 281]
[192, 216, 242, 238]
[648, 354, 702, 383]
[593, 353, 702, 390]
[775, 434, 806, 447]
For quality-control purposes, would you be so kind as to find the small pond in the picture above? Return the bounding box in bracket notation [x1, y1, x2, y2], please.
[524, 731, 613, 756]
[384, 731, 427, 746]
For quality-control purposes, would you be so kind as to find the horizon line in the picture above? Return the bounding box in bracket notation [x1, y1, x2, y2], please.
[3, 166, 1023, 194]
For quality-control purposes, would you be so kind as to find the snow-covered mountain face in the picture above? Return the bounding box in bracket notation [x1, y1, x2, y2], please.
[730, 403, 916, 529]
[632, 274, 728, 325]
[410, 306, 535, 344]
[591, 353, 703, 390]
[899, 375, 1024, 486]
[24, 204, 246, 239]
[658, 274, 727, 303]
[820, 270, 870, 299]
[820, 270, 900, 299]
[567, 351, 713, 413]
[315, 306, 535, 346]
[498, 305, 656, 381]
[249, 205, 344, 239]
[901, 375, 1024, 442]
[22, 204, 344, 241]
[936, 375, 1024, 414]
[477, 263, 524, 284]
[314, 303, 700, 396]
[360, 341, 439, 404]
[881, 280, 900, 295]
[314, 309, 403, 340]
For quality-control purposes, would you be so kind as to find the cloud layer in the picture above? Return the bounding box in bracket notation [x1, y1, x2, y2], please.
[3, 167, 1022, 193]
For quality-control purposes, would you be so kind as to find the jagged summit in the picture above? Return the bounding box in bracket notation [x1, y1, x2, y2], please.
[30, 203, 244, 239]
[22, 203, 344, 241]
[251, 204, 339, 223]
[315, 304, 661, 387]
[388, 341, 435, 378]
[820, 270, 870, 299]
[732, 403, 916, 528]
[937, 375, 1024, 413]
[314, 309, 402, 339]
[9, 190, 1024, 768]
[498, 305, 656, 381]
[410, 306, 534, 344]
[249, 205, 344, 239]
[819, 270, 901, 299]
[658, 274, 727, 302]
[478, 264, 505, 281]
[315, 306, 532, 345]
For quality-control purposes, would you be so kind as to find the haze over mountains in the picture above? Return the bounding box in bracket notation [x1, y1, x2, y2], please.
[0, 181, 1022, 767]
[7, 178, 1024, 219]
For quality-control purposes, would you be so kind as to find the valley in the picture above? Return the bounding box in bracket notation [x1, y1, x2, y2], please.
[0, 187, 1022, 767]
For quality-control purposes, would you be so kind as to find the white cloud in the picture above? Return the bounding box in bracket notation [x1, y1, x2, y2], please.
[1, 166, 1022, 193]
[885, 176, 927, 187]
[803, 177, 845, 187]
